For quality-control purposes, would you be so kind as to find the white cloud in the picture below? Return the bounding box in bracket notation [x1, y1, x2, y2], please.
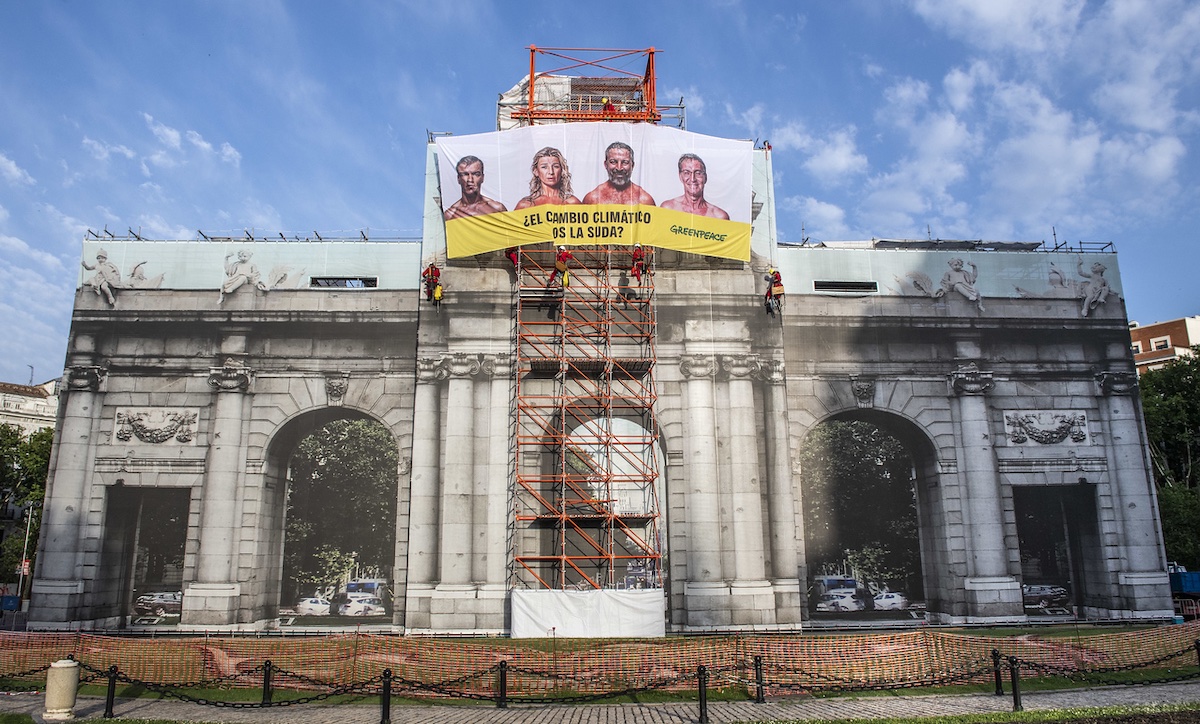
[0, 234, 65, 270]
[220, 142, 242, 167]
[1080, 1, 1200, 134]
[726, 102, 766, 137]
[909, 0, 1084, 55]
[664, 86, 706, 118]
[142, 113, 181, 149]
[144, 149, 177, 171]
[783, 196, 850, 240]
[985, 82, 1101, 227]
[136, 214, 193, 240]
[82, 137, 136, 162]
[803, 129, 869, 183]
[186, 130, 213, 153]
[0, 152, 35, 186]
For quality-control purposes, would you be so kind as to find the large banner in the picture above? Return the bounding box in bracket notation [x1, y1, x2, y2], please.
[434, 123, 752, 260]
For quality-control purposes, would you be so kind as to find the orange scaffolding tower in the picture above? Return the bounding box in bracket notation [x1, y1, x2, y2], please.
[504, 47, 684, 127]
[509, 246, 663, 590]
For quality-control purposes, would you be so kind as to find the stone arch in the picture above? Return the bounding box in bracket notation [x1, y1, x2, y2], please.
[797, 406, 948, 617]
[259, 405, 407, 625]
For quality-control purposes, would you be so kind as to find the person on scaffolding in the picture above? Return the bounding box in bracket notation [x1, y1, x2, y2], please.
[630, 243, 648, 285]
[764, 266, 784, 313]
[548, 245, 573, 287]
[421, 262, 442, 303]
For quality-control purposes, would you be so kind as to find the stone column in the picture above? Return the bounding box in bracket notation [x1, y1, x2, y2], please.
[186, 351, 252, 625]
[408, 356, 447, 587]
[438, 353, 480, 586]
[1096, 370, 1172, 612]
[480, 354, 512, 587]
[721, 354, 767, 582]
[949, 361, 1020, 617]
[762, 361, 802, 619]
[196, 355, 251, 582]
[32, 360, 104, 621]
[681, 354, 722, 582]
[680, 354, 731, 627]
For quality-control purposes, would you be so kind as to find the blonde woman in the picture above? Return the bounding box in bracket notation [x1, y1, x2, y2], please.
[515, 147, 581, 209]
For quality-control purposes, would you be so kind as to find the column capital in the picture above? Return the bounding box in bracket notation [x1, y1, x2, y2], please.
[447, 352, 482, 379]
[416, 356, 449, 383]
[208, 356, 253, 393]
[720, 353, 761, 380]
[66, 365, 106, 392]
[481, 353, 512, 378]
[680, 354, 717, 380]
[757, 359, 786, 385]
[948, 362, 994, 396]
[1095, 370, 1138, 396]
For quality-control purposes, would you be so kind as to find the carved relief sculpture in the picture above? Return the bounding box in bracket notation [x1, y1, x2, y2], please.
[114, 409, 199, 444]
[1004, 411, 1088, 445]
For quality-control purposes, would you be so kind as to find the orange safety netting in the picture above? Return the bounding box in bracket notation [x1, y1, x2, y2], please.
[0, 623, 1196, 698]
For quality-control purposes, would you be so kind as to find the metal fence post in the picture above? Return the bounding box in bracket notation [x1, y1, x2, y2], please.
[380, 668, 392, 724]
[1194, 638, 1200, 673]
[698, 665, 710, 724]
[992, 649, 1003, 695]
[104, 665, 118, 719]
[496, 660, 508, 709]
[261, 659, 273, 705]
[754, 655, 766, 703]
[1007, 656, 1023, 712]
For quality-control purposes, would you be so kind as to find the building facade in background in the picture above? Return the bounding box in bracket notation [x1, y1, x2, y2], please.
[1129, 316, 1200, 374]
[0, 381, 58, 435]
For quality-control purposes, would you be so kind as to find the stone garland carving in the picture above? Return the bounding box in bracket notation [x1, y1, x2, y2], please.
[849, 374, 875, 408]
[208, 357, 253, 392]
[115, 409, 198, 444]
[948, 362, 994, 395]
[1005, 412, 1088, 445]
[325, 372, 350, 406]
[67, 365, 106, 392]
[1095, 370, 1137, 396]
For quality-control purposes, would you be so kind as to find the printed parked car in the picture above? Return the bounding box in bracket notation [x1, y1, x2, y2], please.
[873, 591, 910, 611]
[1022, 584, 1070, 607]
[133, 591, 182, 616]
[294, 597, 332, 616]
[815, 592, 865, 613]
[338, 596, 386, 616]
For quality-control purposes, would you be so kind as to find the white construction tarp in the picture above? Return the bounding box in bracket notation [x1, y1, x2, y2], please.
[510, 589, 666, 638]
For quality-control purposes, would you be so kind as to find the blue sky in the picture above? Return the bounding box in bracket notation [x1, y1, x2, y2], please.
[2, 1, 1198, 384]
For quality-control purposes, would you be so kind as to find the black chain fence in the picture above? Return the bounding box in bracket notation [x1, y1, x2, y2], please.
[0, 636, 1197, 719]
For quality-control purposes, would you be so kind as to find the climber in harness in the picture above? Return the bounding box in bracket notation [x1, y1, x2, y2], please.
[764, 266, 784, 315]
[631, 243, 648, 285]
[548, 245, 573, 287]
[422, 263, 442, 306]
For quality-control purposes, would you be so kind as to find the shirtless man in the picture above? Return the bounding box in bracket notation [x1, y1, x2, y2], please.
[582, 142, 656, 206]
[443, 156, 508, 220]
[661, 154, 729, 220]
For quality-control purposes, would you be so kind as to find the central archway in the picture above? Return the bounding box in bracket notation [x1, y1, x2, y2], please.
[263, 408, 403, 625]
[798, 409, 943, 622]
